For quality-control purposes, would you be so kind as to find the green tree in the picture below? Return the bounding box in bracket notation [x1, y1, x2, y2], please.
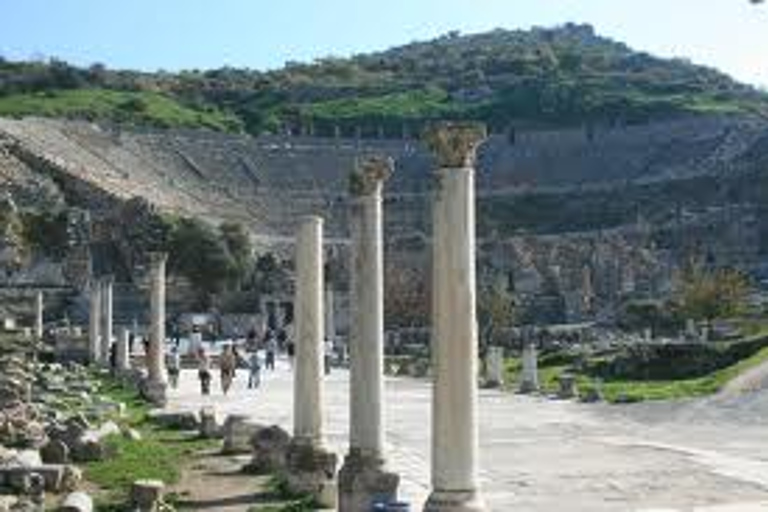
[219, 222, 251, 287]
[676, 266, 749, 327]
[167, 218, 233, 308]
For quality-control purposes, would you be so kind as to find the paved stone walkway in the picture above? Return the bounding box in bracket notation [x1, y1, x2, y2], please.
[165, 360, 768, 511]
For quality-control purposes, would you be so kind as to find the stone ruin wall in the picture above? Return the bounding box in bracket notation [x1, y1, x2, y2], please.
[1, 115, 767, 324]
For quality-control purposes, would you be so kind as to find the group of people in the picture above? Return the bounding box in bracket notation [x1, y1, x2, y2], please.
[163, 325, 287, 396]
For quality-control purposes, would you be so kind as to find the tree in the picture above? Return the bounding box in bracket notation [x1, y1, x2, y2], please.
[384, 262, 429, 329]
[167, 218, 234, 308]
[477, 282, 516, 349]
[676, 266, 749, 326]
[219, 222, 252, 287]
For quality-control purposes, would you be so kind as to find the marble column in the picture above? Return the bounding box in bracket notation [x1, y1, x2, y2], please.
[325, 287, 335, 345]
[287, 216, 336, 508]
[100, 276, 114, 365]
[34, 291, 44, 340]
[293, 216, 324, 443]
[486, 346, 505, 388]
[424, 122, 488, 512]
[519, 340, 539, 394]
[88, 279, 102, 364]
[116, 326, 130, 372]
[339, 157, 399, 511]
[144, 252, 168, 405]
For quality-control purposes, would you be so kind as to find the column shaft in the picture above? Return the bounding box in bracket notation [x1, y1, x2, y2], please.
[293, 217, 324, 444]
[431, 166, 479, 490]
[349, 192, 385, 456]
[148, 254, 167, 384]
[101, 278, 114, 364]
[35, 291, 44, 340]
[88, 281, 102, 363]
[116, 326, 130, 371]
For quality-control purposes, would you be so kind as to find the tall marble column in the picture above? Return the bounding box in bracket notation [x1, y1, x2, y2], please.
[100, 276, 114, 365]
[293, 216, 324, 443]
[286, 216, 336, 508]
[144, 252, 168, 405]
[424, 122, 488, 512]
[116, 326, 130, 372]
[519, 340, 540, 393]
[34, 291, 44, 340]
[88, 280, 102, 364]
[325, 287, 335, 345]
[339, 157, 399, 511]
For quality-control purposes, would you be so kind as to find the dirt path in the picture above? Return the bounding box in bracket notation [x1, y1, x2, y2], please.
[721, 359, 768, 396]
[170, 450, 283, 512]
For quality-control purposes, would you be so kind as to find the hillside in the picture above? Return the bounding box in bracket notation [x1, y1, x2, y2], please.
[1, 24, 767, 136]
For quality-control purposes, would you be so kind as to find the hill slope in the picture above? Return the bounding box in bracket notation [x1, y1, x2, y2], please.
[1, 23, 767, 135]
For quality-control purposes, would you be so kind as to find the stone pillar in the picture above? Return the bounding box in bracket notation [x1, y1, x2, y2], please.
[519, 340, 540, 394]
[88, 280, 102, 364]
[286, 216, 336, 508]
[325, 287, 335, 346]
[144, 252, 168, 405]
[423, 122, 488, 512]
[485, 346, 505, 388]
[116, 326, 130, 372]
[100, 276, 114, 365]
[339, 157, 399, 511]
[34, 291, 44, 340]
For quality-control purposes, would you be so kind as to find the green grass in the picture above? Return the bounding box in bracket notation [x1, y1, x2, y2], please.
[504, 340, 768, 403]
[0, 88, 242, 132]
[305, 88, 472, 120]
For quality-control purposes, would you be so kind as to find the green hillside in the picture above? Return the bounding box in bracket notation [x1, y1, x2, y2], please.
[1, 23, 766, 135]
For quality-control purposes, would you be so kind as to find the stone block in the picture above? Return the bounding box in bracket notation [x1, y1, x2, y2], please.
[283, 441, 337, 509]
[338, 450, 399, 512]
[147, 410, 199, 431]
[41, 440, 70, 464]
[247, 425, 291, 474]
[59, 491, 93, 512]
[222, 414, 262, 454]
[198, 407, 221, 439]
[130, 479, 164, 512]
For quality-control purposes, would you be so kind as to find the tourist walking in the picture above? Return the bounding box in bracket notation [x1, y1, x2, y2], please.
[167, 346, 181, 389]
[197, 347, 211, 395]
[265, 330, 277, 371]
[219, 344, 237, 395]
[248, 350, 262, 389]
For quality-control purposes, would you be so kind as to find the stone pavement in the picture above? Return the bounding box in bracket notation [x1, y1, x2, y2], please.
[165, 359, 768, 511]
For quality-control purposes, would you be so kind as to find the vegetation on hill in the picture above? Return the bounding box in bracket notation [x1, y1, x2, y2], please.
[1, 24, 767, 135]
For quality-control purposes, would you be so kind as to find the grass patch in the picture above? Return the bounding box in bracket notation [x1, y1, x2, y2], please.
[504, 338, 768, 403]
[0, 88, 242, 132]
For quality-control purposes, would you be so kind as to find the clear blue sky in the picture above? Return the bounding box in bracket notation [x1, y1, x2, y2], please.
[1, 0, 766, 86]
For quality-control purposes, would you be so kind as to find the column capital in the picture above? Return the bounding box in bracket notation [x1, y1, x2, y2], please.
[349, 156, 393, 196]
[423, 121, 487, 168]
[100, 274, 115, 285]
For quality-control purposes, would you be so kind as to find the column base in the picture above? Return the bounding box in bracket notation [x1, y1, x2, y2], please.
[423, 489, 487, 512]
[140, 379, 168, 407]
[518, 380, 539, 394]
[338, 449, 399, 512]
[284, 440, 337, 509]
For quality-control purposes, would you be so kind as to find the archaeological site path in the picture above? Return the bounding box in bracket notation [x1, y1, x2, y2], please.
[165, 359, 768, 512]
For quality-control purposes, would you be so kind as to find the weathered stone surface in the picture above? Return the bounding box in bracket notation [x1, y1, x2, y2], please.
[338, 450, 399, 512]
[222, 414, 262, 455]
[283, 441, 337, 509]
[147, 410, 198, 430]
[198, 407, 220, 439]
[40, 440, 69, 464]
[248, 425, 291, 474]
[59, 491, 93, 512]
[130, 479, 164, 512]
[557, 373, 577, 400]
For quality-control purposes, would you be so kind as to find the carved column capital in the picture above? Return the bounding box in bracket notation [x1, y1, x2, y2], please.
[423, 121, 487, 168]
[349, 156, 393, 196]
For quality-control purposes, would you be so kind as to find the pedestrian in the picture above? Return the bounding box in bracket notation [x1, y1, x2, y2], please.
[167, 345, 181, 389]
[219, 344, 237, 395]
[324, 338, 333, 375]
[286, 339, 295, 370]
[263, 329, 276, 370]
[248, 350, 262, 389]
[197, 347, 211, 396]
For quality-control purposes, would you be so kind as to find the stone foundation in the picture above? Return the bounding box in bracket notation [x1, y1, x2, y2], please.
[423, 489, 488, 512]
[248, 425, 291, 474]
[139, 379, 167, 407]
[283, 441, 337, 509]
[338, 449, 399, 512]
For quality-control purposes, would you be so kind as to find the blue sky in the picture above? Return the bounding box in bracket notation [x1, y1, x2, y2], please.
[1, 0, 766, 86]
